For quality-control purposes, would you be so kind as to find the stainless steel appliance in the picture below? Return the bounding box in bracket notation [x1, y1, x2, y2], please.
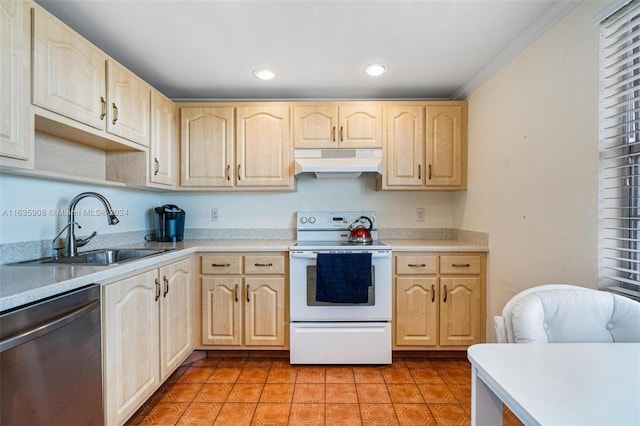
[154, 204, 186, 242]
[0, 284, 103, 425]
[289, 211, 392, 364]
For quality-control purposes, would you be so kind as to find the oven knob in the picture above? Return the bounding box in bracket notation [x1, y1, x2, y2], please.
[308, 216, 316, 224]
[300, 217, 307, 224]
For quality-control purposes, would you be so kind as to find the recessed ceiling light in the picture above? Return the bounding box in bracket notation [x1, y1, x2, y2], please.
[252, 68, 277, 81]
[364, 63, 388, 77]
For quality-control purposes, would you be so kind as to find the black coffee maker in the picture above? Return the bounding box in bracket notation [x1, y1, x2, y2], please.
[154, 204, 185, 242]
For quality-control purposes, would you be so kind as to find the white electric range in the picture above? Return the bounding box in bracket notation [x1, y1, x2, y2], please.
[289, 211, 392, 364]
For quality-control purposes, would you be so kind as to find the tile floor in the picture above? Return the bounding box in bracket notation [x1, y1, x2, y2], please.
[127, 354, 523, 425]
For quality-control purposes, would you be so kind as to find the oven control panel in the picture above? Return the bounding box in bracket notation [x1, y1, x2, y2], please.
[296, 211, 377, 231]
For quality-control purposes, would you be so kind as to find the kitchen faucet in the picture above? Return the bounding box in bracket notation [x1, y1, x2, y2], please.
[63, 192, 120, 257]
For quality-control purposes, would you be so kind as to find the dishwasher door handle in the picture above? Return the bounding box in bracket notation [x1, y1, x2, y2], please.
[0, 300, 100, 352]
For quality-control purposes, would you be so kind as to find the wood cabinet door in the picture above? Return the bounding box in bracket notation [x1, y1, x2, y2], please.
[439, 277, 480, 346]
[244, 277, 285, 346]
[293, 105, 339, 148]
[338, 105, 383, 148]
[181, 107, 234, 187]
[0, 1, 31, 162]
[32, 6, 107, 131]
[149, 90, 176, 186]
[103, 270, 160, 426]
[394, 277, 438, 347]
[384, 106, 425, 188]
[159, 258, 193, 380]
[235, 106, 292, 188]
[201, 277, 242, 345]
[425, 105, 463, 187]
[107, 60, 150, 145]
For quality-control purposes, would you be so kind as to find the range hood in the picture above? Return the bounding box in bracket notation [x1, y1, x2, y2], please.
[294, 149, 383, 179]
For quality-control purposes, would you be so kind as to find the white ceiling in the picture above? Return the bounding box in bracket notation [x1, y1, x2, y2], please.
[34, 0, 579, 101]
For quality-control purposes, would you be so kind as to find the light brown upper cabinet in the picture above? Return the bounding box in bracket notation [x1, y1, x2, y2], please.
[383, 105, 425, 187]
[32, 5, 149, 147]
[149, 89, 177, 187]
[181, 107, 234, 187]
[180, 105, 293, 190]
[425, 103, 466, 188]
[380, 101, 467, 191]
[0, 1, 32, 167]
[106, 61, 150, 146]
[294, 104, 383, 149]
[236, 106, 292, 188]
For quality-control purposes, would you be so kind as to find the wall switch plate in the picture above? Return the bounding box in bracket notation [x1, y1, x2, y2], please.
[212, 207, 219, 222]
[416, 207, 425, 222]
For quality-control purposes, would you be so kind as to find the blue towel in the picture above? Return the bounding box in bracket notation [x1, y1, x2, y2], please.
[316, 253, 372, 303]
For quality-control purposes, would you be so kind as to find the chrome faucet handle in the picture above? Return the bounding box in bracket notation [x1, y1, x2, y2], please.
[51, 221, 81, 259]
[76, 231, 98, 248]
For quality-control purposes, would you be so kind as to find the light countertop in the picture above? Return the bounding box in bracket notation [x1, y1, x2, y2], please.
[0, 239, 487, 312]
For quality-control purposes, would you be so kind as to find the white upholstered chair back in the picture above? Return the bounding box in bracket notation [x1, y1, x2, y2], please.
[493, 284, 640, 343]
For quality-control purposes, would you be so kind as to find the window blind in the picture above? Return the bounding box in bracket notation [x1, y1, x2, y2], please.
[600, 1, 640, 298]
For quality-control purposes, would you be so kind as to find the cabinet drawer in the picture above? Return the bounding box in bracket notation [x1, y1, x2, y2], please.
[201, 255, 242, 274]
[244, 255, 285, 275]
[439, 255, 481, 275]
[395, 255, 438, 275]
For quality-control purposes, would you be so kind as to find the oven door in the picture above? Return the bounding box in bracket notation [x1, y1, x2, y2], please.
[289, 250, 392, 321]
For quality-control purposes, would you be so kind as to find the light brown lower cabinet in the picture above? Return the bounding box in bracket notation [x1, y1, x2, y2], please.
[394, 253, 486, 349]
[102, 257, 193, 426]
[200, 253, 288, 348]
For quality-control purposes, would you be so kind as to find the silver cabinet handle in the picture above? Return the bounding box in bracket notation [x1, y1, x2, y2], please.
[163, 276, 169, 297]
[155, 278, 160, 301]
[154, 157, 160, 176]
[100, 97, 107, 120]
[112, 103, 119, 125]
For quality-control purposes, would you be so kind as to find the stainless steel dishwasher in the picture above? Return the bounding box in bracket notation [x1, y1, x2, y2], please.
[0, 284, 103, 425]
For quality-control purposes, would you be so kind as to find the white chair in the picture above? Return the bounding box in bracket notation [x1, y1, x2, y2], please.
[493, 284, 640, 343]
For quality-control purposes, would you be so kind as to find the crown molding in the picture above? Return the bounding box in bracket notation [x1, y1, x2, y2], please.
[451, 0, 581, 100]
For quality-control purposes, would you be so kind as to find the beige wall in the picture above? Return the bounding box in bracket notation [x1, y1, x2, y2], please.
[454, 0, 607, 339]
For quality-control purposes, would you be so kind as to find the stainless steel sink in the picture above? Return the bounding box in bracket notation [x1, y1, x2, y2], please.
[9, 248, 174, 266]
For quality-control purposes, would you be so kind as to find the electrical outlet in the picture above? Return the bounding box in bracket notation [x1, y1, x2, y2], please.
[416, 207, 425, 222]
[211, 207, 219, 222]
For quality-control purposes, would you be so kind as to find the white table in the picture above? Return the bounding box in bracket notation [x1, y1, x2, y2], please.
[467, 343, 640, 426]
